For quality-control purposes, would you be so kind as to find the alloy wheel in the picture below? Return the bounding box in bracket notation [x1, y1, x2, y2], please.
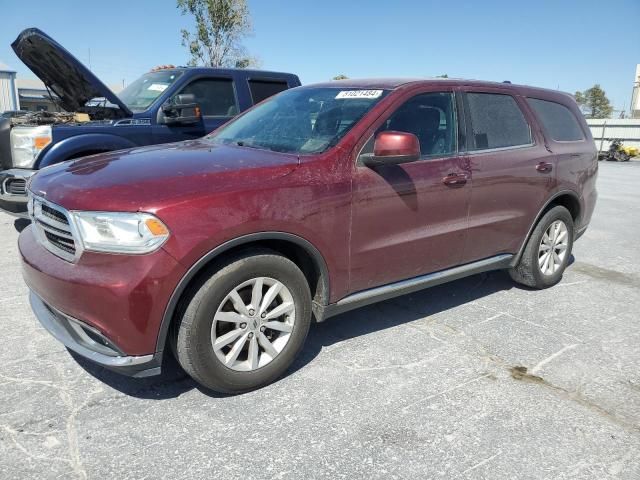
[211, 277, 295, 371]
[538, 220, 569, 276]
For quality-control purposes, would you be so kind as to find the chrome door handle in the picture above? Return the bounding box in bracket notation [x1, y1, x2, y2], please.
[442, 173, 468, 187]
[536, 162, 553, 173]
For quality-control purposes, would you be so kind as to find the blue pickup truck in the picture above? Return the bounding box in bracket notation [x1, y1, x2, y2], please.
[0, 28, 301, 217]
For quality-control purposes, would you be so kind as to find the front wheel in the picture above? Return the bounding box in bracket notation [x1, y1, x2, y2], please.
[174, 250, 312, 393]
[509, 205, 574, 289]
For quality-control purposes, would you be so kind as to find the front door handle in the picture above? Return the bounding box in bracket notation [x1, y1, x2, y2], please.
[536, 162, 553, 173]
[442, 173, 468, 187]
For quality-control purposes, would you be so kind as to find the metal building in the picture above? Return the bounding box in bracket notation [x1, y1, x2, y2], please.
[0, 62, 20, 113]
[16, 78, 61, 112]
[587, 118, 640, 152]
[631, 64, 640, 119]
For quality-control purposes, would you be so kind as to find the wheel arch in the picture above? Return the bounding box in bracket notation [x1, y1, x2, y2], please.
[512, 190, 581, 267]
[155, 232, 330, 353]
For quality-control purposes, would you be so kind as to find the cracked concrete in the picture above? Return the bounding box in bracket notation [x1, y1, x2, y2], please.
[0, 161, 639, 479]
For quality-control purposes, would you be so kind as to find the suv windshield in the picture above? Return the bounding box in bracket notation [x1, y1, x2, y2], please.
[118, 70, 183, 111]
[208, 87, 389, 154]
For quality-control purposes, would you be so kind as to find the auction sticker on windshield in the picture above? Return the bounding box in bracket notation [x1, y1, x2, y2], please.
[335, 90, 383, 99]
[148, 84, 168, 92]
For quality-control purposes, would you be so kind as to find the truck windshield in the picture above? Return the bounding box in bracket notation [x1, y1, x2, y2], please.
[118, 70, 183, 111]
[208, 87, 389, 154]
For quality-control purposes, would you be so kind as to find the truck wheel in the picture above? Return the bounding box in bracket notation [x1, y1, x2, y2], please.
[174, 249, 311, 394]
[509, 205, 574, 289]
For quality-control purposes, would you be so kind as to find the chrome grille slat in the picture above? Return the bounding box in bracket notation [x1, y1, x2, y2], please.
[29, 194, 79, 262]
[43, 231, 76, 254]
[35, 218, 75, 239]
[41, 204, 69, 225]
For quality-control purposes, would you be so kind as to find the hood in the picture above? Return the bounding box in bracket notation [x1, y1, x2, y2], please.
[29, 139, 299, 211]
[12, 28, 132, 118]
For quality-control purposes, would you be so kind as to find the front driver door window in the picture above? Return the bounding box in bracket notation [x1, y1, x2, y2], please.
[350, 91, 472, 292]
[180, 78, 239, 118]
[153, 77, 239, 143]
[378, 92, 457, 157]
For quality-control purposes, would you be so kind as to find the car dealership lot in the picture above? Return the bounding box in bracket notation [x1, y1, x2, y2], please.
[0, 161, 639, 480]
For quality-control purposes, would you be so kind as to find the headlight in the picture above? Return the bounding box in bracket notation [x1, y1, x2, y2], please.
[70, 211, 170, 254]
[10, 126, 52, 168]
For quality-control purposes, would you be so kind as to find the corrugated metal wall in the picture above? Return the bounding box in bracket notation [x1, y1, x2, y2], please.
[586, 119, 640, 151]
[0, 71, 19, 112]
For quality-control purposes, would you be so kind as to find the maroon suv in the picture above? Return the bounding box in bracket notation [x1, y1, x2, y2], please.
[19, 79, 598, 393]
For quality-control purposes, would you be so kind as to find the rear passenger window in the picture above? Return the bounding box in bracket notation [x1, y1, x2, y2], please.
[528, 98, 584, 142]
[466, 93, 532, 150]
[179, 78, 238, 116]
[248, 80, 289, 104]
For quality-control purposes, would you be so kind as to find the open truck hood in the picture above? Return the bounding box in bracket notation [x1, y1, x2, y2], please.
[12, 28, 133, 118]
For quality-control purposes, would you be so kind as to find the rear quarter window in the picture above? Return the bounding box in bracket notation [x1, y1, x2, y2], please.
[527, 98, 585, 142]
[465, 92, 532, 150]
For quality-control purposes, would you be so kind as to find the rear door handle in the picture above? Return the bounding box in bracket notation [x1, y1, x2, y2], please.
[536, 162, 553, 173]
[442, 173, 468, 187]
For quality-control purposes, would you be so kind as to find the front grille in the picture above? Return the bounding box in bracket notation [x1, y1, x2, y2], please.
[5, 178, 27, 195]
[31, 196, 79, 262]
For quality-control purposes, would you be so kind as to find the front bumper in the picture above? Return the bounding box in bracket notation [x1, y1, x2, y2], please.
[0, 168, 35, 218]
[29, 292, 162, 377]
[19, 224, 187, 375]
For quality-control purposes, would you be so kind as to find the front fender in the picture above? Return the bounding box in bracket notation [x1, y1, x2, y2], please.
[36, 133, 138, 168]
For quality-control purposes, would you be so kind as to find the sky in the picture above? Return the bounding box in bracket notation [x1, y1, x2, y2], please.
[1, 0, 638, 114]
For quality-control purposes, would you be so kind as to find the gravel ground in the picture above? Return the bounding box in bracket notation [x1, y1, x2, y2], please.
[0, 161, 639, 480]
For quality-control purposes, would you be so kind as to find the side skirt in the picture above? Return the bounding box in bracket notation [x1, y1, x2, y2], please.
[319, 254, 513, 321]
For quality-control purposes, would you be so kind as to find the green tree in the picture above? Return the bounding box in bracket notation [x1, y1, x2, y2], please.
[574, 85, 613, 118]
[332, 74, 349, 80]
[177, 0, 257, 68]
[436, 74, 448, 78]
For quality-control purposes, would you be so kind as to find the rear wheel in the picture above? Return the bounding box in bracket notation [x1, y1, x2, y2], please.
[174, 250, 312, 393]
[614, 151, 630, 162]
[509, 205, 574, 289]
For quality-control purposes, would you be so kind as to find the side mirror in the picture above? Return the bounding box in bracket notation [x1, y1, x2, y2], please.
[361, 131, 421, 168]
[160, 93, 202, 125]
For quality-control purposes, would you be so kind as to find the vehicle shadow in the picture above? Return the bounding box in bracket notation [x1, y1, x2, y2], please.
[290, 269, 516, 375]
[73, 268, 517, 400]
[69, 349, 200, 400]
[14, 218, 30, 232]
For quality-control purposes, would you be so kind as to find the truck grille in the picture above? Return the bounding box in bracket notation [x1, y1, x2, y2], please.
[4, 178, 27, 195]
[30, 196, 79, 262]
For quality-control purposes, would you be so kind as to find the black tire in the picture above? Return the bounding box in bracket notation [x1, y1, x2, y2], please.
[174, 249, 312, 394]
[509, 205, 574, 289]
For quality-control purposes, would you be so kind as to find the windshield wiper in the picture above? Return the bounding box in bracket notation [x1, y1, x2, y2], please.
[234, 140, 276, 152]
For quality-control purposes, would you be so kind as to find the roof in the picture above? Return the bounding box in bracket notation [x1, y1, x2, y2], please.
[167, 66, 299, 79]
[586, 118, 640, 126]
[16, 77, 121, 94]
[0, 61, 16, 73]
[305, 78, 574, 99]
[310, 78, 423, 89]
[16, 77, 46, 89]
[19, 94, 49, 101]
